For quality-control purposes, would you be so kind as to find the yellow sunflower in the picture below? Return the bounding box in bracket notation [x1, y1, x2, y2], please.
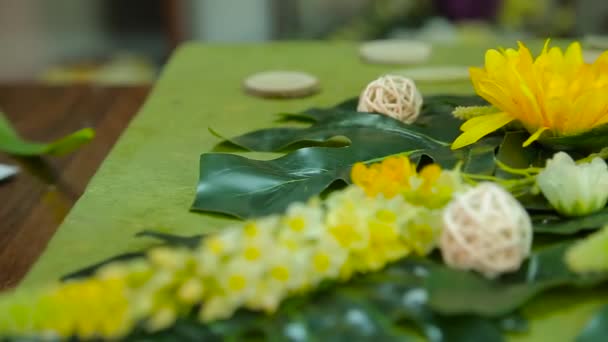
[452, 40, 608, 149]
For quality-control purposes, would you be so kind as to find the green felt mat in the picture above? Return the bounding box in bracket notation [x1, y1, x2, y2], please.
[21, 41, 608, 341]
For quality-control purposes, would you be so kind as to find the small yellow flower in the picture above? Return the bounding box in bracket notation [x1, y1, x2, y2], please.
[0, 278, 132, 340]
[312, 253, 332, 273]
[270, 266, 290, 282]
[419, 164, 442, 194]
[351, 156, 464, 209]
[243, 245, 262, 261]
[243, 222, 260, 238]
[206, 237, 225, 255]
[227, 275, 247, 292]
[452, 40, 608, 149]
[351, 156, 415, 198]
[177, 278, 204, 304]
[199, 297, 235, 322]
[406, 221, 439, 255]
[282, 202, 324, 239]
[146, 306, 177, 332]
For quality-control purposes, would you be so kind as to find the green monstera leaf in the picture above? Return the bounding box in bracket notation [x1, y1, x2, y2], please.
[192, 95, 498, 219]
[533, 207, 608, 235]
[62, 231, 203, 281]
[425, 243, 608, 317]
[212, 95, 486, 153]
[539, 123, 608, 153]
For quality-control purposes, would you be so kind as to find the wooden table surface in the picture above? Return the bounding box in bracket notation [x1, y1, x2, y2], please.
[0, 84, 150, 290]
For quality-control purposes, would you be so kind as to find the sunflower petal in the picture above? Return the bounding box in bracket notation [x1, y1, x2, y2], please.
[485, 49, 506, 73]
[451, 112, 514, 150]
[564, 42, 583, 69]
[522, 127, 549, 147]
[466, 40, 608, 150]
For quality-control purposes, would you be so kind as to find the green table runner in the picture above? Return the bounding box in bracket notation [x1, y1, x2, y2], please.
[21, 41, 608, 341]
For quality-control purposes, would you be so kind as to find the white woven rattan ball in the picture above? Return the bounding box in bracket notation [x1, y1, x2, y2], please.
[439, 182, 532, 278]
[357, 75, 423, 124]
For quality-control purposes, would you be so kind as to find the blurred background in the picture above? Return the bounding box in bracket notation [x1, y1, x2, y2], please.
[1, 0, 606, 84]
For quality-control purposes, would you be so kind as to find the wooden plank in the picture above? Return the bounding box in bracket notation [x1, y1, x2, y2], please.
[0, 84, 150, 290]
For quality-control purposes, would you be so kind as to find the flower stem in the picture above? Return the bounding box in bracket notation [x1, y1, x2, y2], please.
[576, 147, 608, 164]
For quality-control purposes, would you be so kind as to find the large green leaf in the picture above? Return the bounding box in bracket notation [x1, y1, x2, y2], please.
[192, 95, 499, 218]
[0, 111, 94, 156]
[61, 231, 203, 281]
[192, 139, 501, 219]
[540, 123, 608, 152]
[495, 131, 551, 178]
[215, 95, 485, 153]
[577, 304, 608, 342]
[533, 207, 608, 235]
[425, 243, 608, 317]
[494, 131, 608, 231]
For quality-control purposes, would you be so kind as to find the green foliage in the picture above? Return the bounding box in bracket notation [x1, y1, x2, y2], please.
[192, 95, 498, 219]
[193, 93, 608, 226]
[577, 304, 608, 342]
[540, 123, 608, 153]
[0, 111, 94, 156]
[62, 231, 203, 281]
[426, 243, 608, 316]
[11, 94, 608, 341]
[533, 208, 608, 235]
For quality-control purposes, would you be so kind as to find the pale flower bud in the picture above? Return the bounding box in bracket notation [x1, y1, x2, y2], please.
[177, 278, 204, 304]
[536, 152, 608, 217]
[148, 248, 186, 270]
[146, 306, 176, 332]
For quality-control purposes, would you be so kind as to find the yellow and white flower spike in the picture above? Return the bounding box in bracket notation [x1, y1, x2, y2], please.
[0, 156, 466, 340]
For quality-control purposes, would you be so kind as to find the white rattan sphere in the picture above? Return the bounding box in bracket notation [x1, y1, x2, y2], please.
[357, 75, 423, 124]
[439, 182, 532, 278]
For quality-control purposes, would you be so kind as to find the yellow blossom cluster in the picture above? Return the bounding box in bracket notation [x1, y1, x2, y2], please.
[351, 156, 463, 209]
[0, 277, 132, 340]
[0, 156, 465, 340]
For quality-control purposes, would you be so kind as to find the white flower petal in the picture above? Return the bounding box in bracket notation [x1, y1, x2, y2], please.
[537, 152, 608, 217]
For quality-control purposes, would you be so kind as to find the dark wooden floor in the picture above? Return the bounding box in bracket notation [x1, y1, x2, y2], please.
[0, 84, 150, 290]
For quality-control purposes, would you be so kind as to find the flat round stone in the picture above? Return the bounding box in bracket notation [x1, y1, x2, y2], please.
[359, 40, 432, 65]
[243, 71, 319, 98]
[390, 66, 470, 82]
